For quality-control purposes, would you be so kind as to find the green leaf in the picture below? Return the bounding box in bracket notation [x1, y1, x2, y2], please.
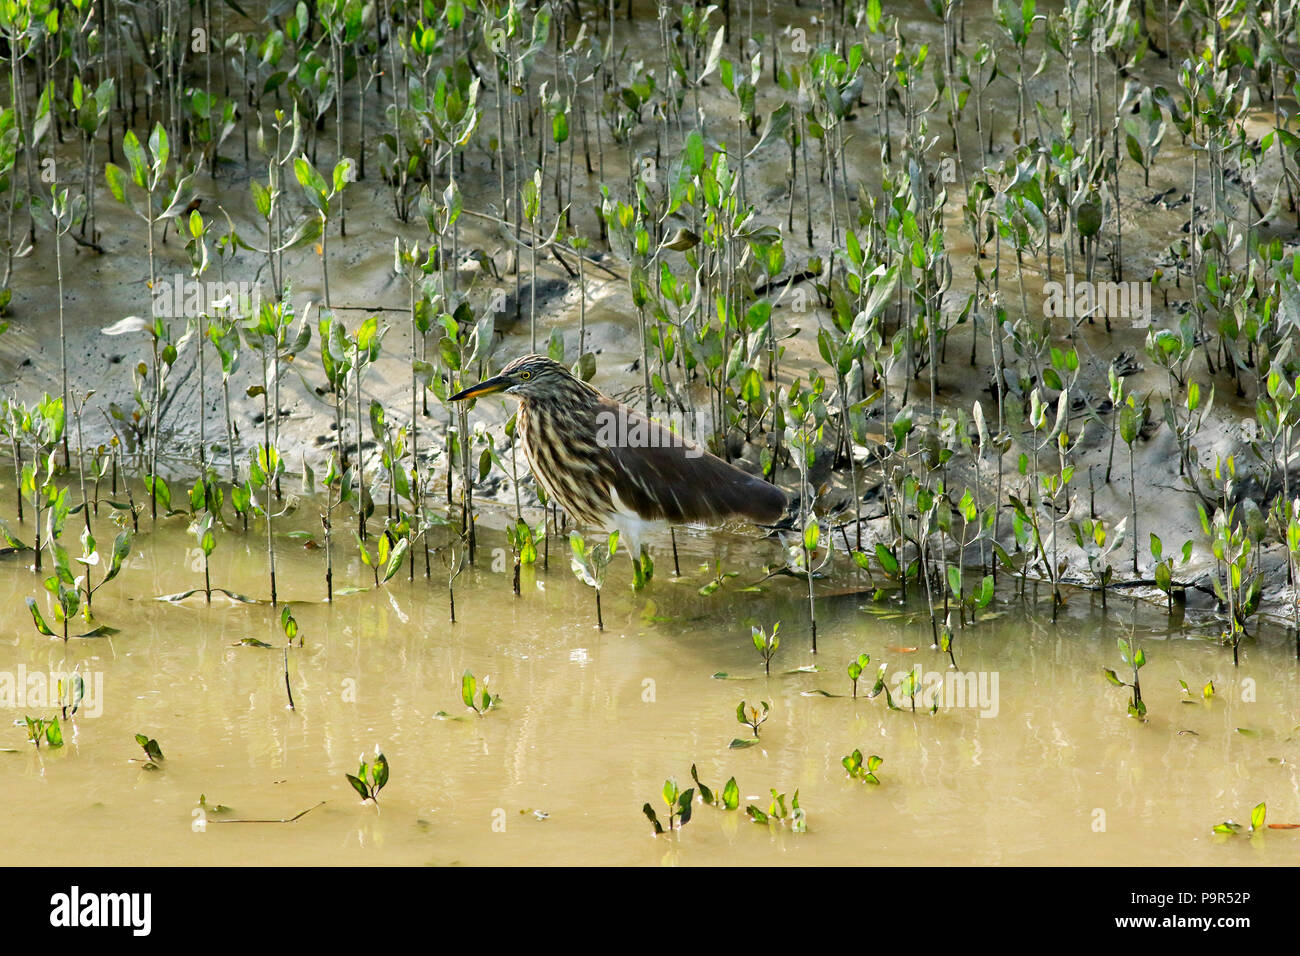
[345, 773, 371, 801]
[461, 671, 478, 710]
[383, 538, 410, 582]
[25, 597, 55, 636]
[721, 776, 739, 811]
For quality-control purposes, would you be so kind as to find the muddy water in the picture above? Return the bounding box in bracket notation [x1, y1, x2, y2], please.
[1, 501, 1296, 866]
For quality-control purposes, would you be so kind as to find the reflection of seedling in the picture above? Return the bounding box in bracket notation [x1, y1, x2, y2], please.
[690, 764, 739, 811]
[745, 789, 806, 831]
[461, 670, 500, 715]
[345, 748, 389, 805]
[135, 733, 164, 769]
[736, 699, 770, 738]
[752, 623, 780, 676]
[643, 777, 694, 834]
[1104, 634, 1147, 720]
[842, 750, 883, 784]
[25, 716, 63, 749]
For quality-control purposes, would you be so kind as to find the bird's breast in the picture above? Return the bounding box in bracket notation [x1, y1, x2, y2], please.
[518, 399, 614, 527]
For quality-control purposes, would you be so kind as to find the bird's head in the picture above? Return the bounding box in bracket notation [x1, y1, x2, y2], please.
[449, 354, 579, 403]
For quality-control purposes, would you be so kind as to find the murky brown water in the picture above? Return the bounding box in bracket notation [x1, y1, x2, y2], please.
[2, 499, 1297, 866]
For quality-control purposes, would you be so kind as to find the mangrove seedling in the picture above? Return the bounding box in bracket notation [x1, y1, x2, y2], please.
[752, 623, 780, 676]
[897, 666, 933, 714]
[135, 734, 164, 770]
[1179, 679, 1215, 703]
[842, 750, 883, 784]
[506, 517, 544, 596]
[461, 670, 500, 715]
[643, 777, 694, 834]
[1070, 516, 1126, 608]
[345, 748, 389, 805]
[847, 653, 871, 698]
[448, 545, 467, 624]
[1213, 802, 1269, 837]
[746, 789, 806, 832]
[737, 699, 770, 738]
[25, 716, 63, 749]
[281, 606, 301, 648]
[569, 530, 617, 629]
[690, 764, 740, 811]
[55, 672, 84, 721]
[356, 530, 409, 589]
[1104, 635, 1147, 720]
[1149, 533, 1194, 614]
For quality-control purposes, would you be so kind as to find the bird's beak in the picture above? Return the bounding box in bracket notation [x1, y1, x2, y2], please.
[450, 375, 511, 401]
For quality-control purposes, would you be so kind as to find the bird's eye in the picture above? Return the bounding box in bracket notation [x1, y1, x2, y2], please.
[520, 370, 532, 380]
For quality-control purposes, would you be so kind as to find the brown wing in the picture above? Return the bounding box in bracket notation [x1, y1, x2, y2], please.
[595, 397, 787, 525]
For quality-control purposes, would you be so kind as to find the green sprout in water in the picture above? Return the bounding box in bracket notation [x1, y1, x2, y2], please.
[1104, 634, 1147, 720]
[690, 764, 739, 811]
[842, 750, 883, 784]
[281, 606, 302, 647]
[356, 530, 409, 589]
[134, 733, 164, 770]
[752, 622, 780, 676]
[1179, 679, 1215, 703]
[847, 652, 870, 698]
[569, 530, 617, 629]
[461, 670, 500, 715]
[746, 789, 806, 832]
[1212, 802, 1287, 836]
[736, 699, 770, 738]
[643, 777, 694, 835]
[25, 716, 63, 749]
[346, 748, 389, 805]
